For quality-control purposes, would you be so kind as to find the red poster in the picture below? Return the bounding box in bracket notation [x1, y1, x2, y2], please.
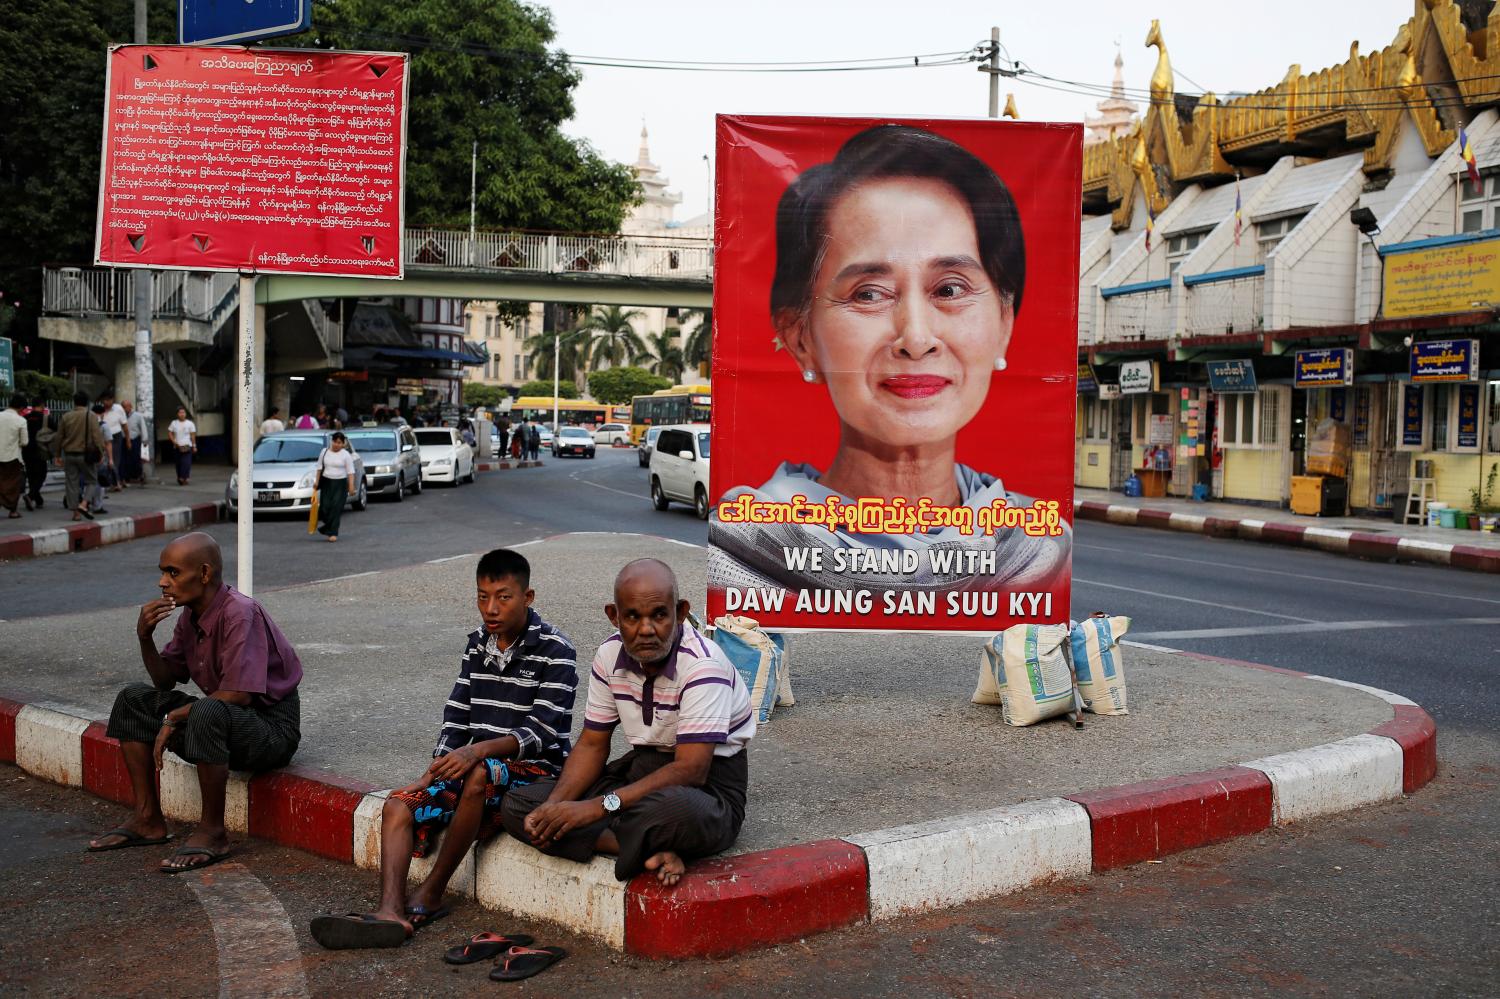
[708, 116, 1080, 633]
[95, 45, 407, 277]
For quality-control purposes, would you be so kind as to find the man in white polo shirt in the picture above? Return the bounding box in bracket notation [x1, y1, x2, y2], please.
[501, 558, 753, 886]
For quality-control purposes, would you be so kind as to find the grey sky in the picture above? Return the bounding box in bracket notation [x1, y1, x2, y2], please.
[543, 0, 1415, 223]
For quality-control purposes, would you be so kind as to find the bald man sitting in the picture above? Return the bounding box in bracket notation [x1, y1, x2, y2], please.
[87, 532, 303, 872]
[500, 559, 755, 886]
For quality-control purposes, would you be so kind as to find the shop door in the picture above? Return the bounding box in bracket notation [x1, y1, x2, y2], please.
[1367, 383, 1407, 511]
[1109, 398, 1134, 488]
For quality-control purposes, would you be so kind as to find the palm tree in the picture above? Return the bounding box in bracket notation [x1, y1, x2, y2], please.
[523, 327, 587, 383]
[577, 305, 649, 369]
[682, 308, 713, 378]
[644, 328, 685, 383]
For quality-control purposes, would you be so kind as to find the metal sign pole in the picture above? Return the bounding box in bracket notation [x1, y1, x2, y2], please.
[237, 273, 256, 596]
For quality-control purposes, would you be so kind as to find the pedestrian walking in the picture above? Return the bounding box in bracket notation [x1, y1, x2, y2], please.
[21, 396, 52, 510]
[528, 422, 541, 460]
[168, 407, 197, 485]
[90, 403, 113, 513]
[260, 406, 285, 436]
[100, 391, 129, 493]
[122, 400, 147, 485]
[314, 431, 357, 543]
[57, 391, 107, 521]
[0, 396, 28, 519]
[294, 411, 319, 430]
[510, 422, 524, 459]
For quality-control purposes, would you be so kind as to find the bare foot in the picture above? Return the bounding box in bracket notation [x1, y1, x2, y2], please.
[159, 826, 230, 871]
[328, 536, 338, 543]
[643, 850, 686, 887]
[89, 816, 170, 850]
[404, 884, 444, 917]
[372, 904, 414, 936]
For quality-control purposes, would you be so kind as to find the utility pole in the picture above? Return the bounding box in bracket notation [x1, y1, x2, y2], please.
[469, 140, 478, 266]
[133, 0, 155, 477]
[978, 26, 1001, 118]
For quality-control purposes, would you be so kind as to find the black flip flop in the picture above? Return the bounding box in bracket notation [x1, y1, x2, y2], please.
[405, 904, 450, 930]
[442, 932, 536, 965]
[86, 827, 173, 852]
[310, 913, 409, 950]
[489, 946, 567, 982]
[158, 845, 231, 873]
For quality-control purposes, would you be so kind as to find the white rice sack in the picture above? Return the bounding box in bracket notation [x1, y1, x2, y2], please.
[1069, 615, 1131, 715]
[986, 624, 1076, 726]
[971, 638, 1006, 705]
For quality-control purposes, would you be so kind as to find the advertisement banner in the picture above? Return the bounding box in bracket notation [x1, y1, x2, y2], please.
[1119, 359, 1156, 395]
[1458, 383, 1480, 449]
[1077, 363, 1098, 393]
[95, 45, 407, 278]
[1402, 382, 1425, 447]
[1206, 359, 1257, 393]
[1293, 348, 1354, 388]
[1409, 339, 1479, 383]
[1382, 236, 1500, 319]
[708, 115, 1080, 633]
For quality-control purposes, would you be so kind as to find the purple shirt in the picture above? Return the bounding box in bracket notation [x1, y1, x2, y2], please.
[160, 585, 303, 705]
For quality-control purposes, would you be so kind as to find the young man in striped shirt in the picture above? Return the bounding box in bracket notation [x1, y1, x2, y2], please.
[502, 558, 754, 886]
[312, 549, 578, 949]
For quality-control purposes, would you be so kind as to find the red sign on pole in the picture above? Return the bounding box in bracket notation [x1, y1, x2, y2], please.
[95, 45, 407, 278]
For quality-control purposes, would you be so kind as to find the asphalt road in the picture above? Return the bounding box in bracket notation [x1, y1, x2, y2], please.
[3, 449, 1497, 994]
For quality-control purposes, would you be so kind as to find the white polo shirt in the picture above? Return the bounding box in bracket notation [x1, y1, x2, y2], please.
[584, 623, 754, 757]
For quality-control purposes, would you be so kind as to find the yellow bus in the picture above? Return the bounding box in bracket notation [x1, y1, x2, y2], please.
[629, 385, 711, 443]
[509, 396, 608, 429]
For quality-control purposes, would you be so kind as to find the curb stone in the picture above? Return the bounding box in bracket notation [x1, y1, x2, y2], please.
[0, 502, 223, 562]
[0, 657, 1438, 959]
[1075, 499, 1500, 574]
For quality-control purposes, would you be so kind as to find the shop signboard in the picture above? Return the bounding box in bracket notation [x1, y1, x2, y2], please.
[0, 337, 13, 393]
[1206, 359, 1257, 393]
[1098, 383, 1121, 400]
[708, 114, 1080, 633]
[95, 45, 408, 278]
[394, 378, 424, 394]
[1353, 387, 1370, 445]
[1119, 359, 1156, 395]
[1410, 338, 1479, 383]
[1382, 235, 1500, 319]
[1458, 383, 1480, 449]
[1402, 382, 1425, 447]
[1293, 347, 1354, 388]
[1077, 363, 1098, 393]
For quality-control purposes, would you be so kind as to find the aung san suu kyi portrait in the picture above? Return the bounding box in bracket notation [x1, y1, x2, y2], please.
[708, 117, 1081, 632]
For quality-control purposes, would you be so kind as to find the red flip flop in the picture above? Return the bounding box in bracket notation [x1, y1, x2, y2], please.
[442, 932, 536, 965]
[489, 945, 567, 982]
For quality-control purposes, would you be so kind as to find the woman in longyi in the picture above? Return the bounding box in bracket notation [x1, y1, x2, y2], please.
[710, 124, 1070, 594]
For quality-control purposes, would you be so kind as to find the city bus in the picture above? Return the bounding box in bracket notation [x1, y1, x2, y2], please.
[509, 396, 609, 429]
[629, 385, 712, 443]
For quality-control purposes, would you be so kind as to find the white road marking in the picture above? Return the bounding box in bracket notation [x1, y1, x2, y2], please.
[1132, 616, 1500, 641]
[1075, 541, 1500, 606]
[186, 862, 309, 998]
[567, 470, 647, 500]
[1073, 577, 1319, 622]
[661, 538, 703, 548]
[425, 553, 476, 564]
[299, 570, 379, 587]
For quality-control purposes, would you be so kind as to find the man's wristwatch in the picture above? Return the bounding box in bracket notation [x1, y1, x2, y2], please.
[601, 792, 621, 815]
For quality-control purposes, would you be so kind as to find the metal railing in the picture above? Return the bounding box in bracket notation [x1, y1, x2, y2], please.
[1185, 274, 1265, 337]
[401, 228, 712, 278]
[43, 268, 238, 321]
[1100, 286, 1174, 343]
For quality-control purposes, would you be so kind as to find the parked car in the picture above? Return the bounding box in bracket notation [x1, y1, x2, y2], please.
[344, 425, 423, 501]
[414, 427, 475, 485]
[226, 430, 367, 515]
[637, 425, 663, 468]
[648, 424, 711, 519]
[553, 426, 596, 458]
[593, 422, 630, 446]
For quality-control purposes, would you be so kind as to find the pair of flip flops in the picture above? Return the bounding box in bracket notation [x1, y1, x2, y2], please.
[310, 905, 451, 950]
[445, 933, 567, 982]
[86, 829, 233, 873]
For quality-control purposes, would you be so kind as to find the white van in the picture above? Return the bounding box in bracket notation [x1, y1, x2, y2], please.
[648, 423, 711, 519]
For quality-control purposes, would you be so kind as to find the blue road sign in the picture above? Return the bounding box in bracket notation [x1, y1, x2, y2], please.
[180, 0, 311, 46]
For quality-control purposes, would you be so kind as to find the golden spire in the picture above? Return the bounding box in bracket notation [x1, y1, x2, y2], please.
[1145, 19, 1173, 108]
[1395, 24, 1422, 102]
[1002, 93, 1019, 119]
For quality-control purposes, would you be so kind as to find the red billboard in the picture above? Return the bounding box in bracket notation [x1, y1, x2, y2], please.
[707, 115, 1080, 633]
[95, 45, 407, 278]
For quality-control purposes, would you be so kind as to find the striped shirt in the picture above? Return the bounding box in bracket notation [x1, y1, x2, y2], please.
[584, 623, 755, 758]
[434, 608, 577, 771]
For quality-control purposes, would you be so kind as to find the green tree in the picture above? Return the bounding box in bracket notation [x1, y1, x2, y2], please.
[682, 308, 713, 378]
[463, 381, 506, 407]
[587, 366, 670, 405]
[576, 305, 648, 369]
[296, 0, 640, 232]
[523, 328, 587, 383]
[643, 329, 685, 383]
[517, 379, 578, 400]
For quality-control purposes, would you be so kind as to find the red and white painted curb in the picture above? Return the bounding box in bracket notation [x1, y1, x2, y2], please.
[0, 502, 223, 562]
[474, 460, 543, 472]
[1075, 499, 1500, 573]
[0, 656, 1436, 960]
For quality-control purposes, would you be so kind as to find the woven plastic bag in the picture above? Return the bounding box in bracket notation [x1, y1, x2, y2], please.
[972, 623, 1075, 727]
[1069, 615, 1130, 715]
[712, 615, 789, 723]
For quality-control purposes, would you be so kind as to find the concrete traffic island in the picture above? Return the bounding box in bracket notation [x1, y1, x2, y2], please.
[0, 533, 1437, 959]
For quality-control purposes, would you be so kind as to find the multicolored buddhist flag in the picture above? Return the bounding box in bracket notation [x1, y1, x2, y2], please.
[1233, 176, 1244, 246]
[1459, 126, 1483, 194]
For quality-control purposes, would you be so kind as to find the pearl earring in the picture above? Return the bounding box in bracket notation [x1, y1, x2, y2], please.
[802, 370, 817, 383]
[994, 357, 1008, 371]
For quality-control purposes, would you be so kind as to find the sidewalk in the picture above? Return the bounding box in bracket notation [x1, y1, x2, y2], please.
[1076, 487, 1500, 573]
[0, 532, 1438, 959]
[0, 463, 229, 561]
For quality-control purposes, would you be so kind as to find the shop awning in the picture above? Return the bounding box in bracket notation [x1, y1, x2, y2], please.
[372, 346, 483, 366]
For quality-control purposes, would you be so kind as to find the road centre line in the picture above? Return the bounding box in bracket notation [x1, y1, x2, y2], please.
[425, 553, 476, 564]
[1072, 577, 1320, 622]
[184, 862, 308, 999]
[567, 469, 646, 500]
[1132, 616, 1500, 641]
[1075, 540, 1500, 606]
